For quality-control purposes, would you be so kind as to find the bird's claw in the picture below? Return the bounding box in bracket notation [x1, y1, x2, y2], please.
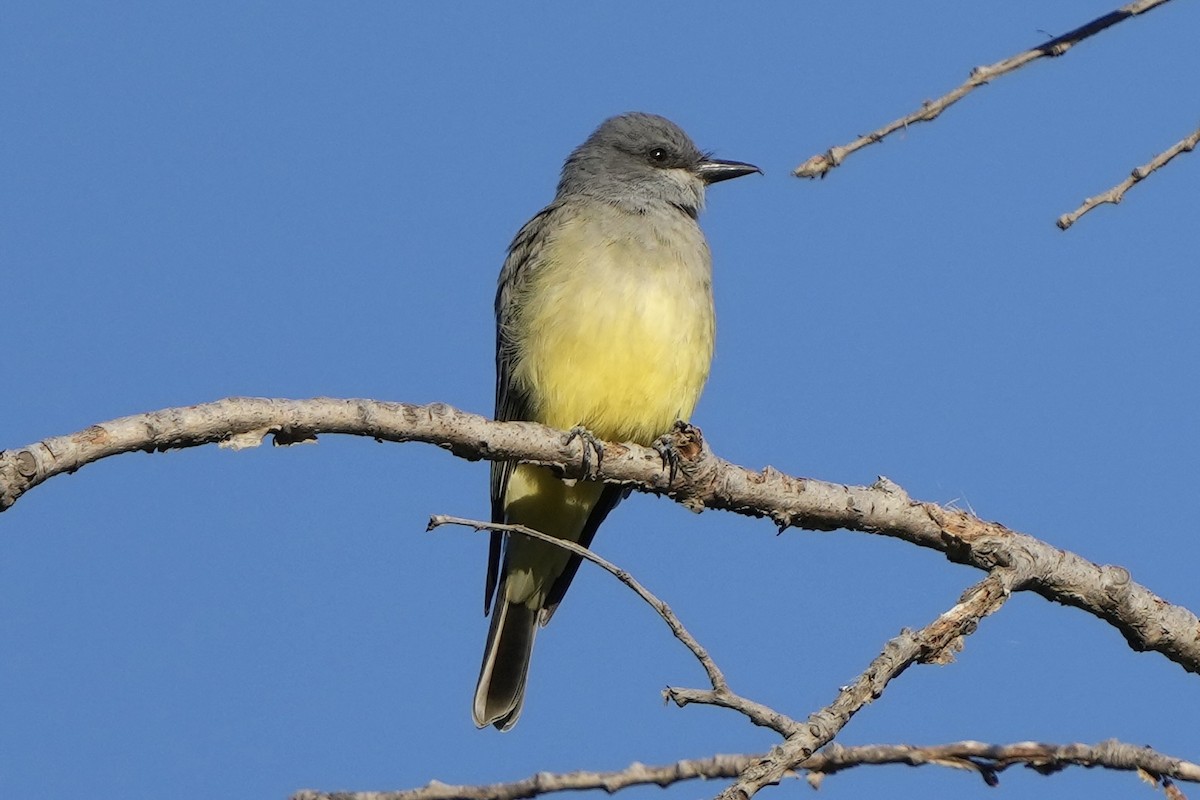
[654, 433, 682, 485]
[564, 425, 604, 478]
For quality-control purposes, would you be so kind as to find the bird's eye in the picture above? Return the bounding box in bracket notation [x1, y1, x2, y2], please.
[648, 147, 668, 164]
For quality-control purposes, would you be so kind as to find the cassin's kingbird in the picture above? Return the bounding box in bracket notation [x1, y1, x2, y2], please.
[474, 112, 758, 730]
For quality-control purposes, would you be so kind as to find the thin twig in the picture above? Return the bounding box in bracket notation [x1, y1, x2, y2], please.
[715, 570, 1016, 800]
[428, 514, 799, 735]
[1057, 123, 1200, 229]
[794, 0, 1175, 179]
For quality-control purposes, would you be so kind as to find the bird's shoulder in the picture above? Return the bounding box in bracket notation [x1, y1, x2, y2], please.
[498, 202, 561, 292]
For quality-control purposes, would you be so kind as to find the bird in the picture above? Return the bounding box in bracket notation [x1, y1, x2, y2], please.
[474, 112, 759, 730]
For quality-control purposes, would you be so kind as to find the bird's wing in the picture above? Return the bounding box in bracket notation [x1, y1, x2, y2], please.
[486, 204, 559, 614]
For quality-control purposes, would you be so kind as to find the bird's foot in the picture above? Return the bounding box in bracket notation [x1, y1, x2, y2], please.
[564, 425, 604, 478]
[655, 420, 704, 487]
[654, 429, 683, 486]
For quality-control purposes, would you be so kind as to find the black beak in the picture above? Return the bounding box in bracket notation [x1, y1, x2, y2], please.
[695, 157, 762, 185]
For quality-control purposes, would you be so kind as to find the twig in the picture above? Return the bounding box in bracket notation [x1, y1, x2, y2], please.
[715, 570, 1016, 799]
[428, 515, 799, 735]
[1057, 123, 1200, 229]
[794, 0, 1176, 179]
[2, 398, 1198, 675]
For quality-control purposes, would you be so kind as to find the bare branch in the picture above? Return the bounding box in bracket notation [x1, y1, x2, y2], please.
[291, 755, 755, 800]
[794, 0, 1175, 179]
[428, 515, 798, 735]
[2, 398, 1198, 675]
[291, 738, 1200, 800]
[1057, 123, 1200, 229]
[805, 739, 1200, 787]
[716, 571, 1015, 799]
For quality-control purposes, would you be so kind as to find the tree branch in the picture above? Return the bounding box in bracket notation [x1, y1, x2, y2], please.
[427, 517, 1193, 798]
[1056, 122, 1200, 229]
[805, 739, 1200, 788]
[290, 739, 1200, 800]
[793, 0, 1175, 179]
[428, 515, 798, 735]
[2, 398, 1197, 676]
[291, 755, 755, 800]
[715, 570, 1015, 799]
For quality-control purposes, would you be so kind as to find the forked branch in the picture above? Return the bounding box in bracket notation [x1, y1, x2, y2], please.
[714, 571, 1015, 799]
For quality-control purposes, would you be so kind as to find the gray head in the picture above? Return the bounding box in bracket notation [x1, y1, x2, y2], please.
[556, 113, 759, 217]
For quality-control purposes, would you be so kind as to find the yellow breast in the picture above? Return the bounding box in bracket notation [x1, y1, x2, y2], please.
[510, 205, 715, 445]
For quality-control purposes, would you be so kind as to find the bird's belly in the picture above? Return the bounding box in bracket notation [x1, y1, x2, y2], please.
[516, 251, 714, 445]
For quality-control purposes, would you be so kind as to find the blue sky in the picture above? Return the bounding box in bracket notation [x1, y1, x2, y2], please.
[3, 2, 1198, 798]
